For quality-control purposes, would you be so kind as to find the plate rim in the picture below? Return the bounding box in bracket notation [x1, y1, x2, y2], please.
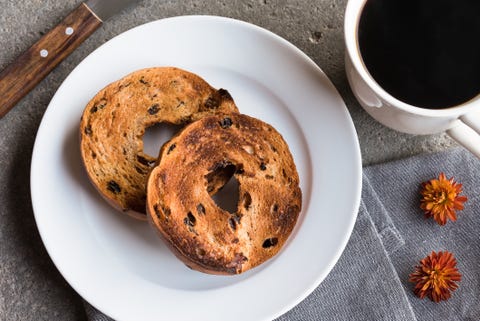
[30, 15, 362, 321]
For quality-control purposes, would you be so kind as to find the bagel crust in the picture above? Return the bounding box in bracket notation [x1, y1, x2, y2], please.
[146, 113, 302, 274]
[80, 67, 238, 219]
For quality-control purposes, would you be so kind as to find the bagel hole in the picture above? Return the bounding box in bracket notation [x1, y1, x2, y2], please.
[142, 122, 183, 158]
[208, 164, 240, 214]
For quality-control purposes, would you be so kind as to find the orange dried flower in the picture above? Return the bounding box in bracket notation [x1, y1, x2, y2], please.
[420, 173, 467, 225]
[409, 251, 461, 302]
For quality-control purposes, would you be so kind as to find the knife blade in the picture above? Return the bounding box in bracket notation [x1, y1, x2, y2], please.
[85, 0, 140, 21]
[0, 0, 141, 119]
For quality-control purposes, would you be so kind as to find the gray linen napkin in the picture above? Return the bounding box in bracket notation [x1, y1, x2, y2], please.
[85, 148, 480, 320]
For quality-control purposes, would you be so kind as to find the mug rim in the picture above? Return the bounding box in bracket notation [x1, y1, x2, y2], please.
[344, 0, 479, 117]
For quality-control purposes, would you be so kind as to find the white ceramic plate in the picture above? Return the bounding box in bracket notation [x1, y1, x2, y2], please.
[31, 16, 361, 321]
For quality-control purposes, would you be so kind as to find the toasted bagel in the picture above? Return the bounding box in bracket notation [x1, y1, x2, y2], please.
[80, 67, 238, 219]
[146, 113, 302, 274]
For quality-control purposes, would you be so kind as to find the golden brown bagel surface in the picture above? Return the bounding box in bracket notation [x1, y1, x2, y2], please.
[146, 113, 302, 274]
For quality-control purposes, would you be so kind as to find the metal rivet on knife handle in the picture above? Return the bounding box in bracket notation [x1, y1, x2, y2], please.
[65, 27, 74, 35]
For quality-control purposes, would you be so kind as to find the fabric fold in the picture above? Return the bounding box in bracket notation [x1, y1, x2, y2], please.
[362, 174, 405, 253]
[277, 190, 416, 321]
[364, 148, 480, 321]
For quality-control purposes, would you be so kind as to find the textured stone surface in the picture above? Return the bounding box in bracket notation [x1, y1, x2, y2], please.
[0, 0, 457, 320]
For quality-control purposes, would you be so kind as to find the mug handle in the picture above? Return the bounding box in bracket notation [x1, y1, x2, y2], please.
[447, 110, 480, 158]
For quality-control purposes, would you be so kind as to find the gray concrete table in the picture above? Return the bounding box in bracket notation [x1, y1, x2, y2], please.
[0, 0, 457, 320]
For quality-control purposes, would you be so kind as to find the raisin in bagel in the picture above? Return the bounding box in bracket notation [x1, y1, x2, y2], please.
[146, 113, 302, 274]
[80, 67, 238, 220]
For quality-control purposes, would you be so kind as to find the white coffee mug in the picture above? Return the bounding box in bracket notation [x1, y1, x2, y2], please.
[344, 0, 480, 158]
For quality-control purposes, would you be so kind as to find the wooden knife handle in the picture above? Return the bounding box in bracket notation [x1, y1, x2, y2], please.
[0, 3, 102, 118]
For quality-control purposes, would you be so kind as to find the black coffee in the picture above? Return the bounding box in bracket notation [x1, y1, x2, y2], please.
[358, 0, 480, 109]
